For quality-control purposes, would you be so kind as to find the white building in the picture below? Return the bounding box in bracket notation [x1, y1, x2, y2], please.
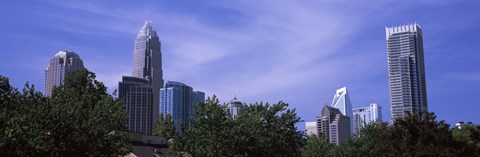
[305, 121, 318, 136]
[331, 87, 353, 135]
[352, 103, 383, 135]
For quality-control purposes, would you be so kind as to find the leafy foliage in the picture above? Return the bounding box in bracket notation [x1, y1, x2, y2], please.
[452, 124, 480, 155]
[0, 69, 132, 156]
[301, 112, 477, 157]
[171, 96, 304, 157]
[153, 113, 175, 140]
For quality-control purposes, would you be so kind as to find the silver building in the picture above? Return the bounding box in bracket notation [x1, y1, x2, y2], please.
[386, 23, 428, 120]
[352, 103, 382, 135]
[45, 51, 84, 96]
[119, 21, 164, 135]
[317, 105, 351, 145]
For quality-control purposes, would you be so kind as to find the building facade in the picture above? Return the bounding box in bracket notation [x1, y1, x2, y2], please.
[119, 76, 154, 135]
[386, 23, 428, 120]
[331, 87, 353, 135]
[317, 105, 351, 145]
[160, 81, 205, 130]
[45, 51, 84, 97]
[352, 103, 383, 135]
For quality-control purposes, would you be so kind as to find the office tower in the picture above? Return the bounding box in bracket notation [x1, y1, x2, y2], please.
[317, 105, 351, 145]
[119, 76, 153, 135]
[227, 96, 244, 117]
[305, 121, 318, 136]
[352, 103, 383, 134]
[119, 21, 164, 135]
[331, 87, 353, 134]
[386, 23, 428, 120]
[133, 21, 164, 131]
[45, 51, 84, 96]
[160, 81, 205, 130]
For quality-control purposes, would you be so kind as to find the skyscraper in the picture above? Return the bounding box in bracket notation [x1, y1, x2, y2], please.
[386, 23, 428, 120]
[331, 87, 353, 134]
[119, 21, 164, 135]
[159, 81, 205, 130]
[119, 76, 153, 135]
[133, 21, 164, 131]
[45, 51, 84, 96]
[352, 103, 382, 134]
[317, 105, 351, 145]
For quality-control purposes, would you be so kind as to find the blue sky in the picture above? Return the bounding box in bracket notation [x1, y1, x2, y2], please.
[1, 0, 479, 130]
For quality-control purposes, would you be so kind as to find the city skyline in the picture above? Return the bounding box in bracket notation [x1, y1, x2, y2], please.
[1, 1, 480, 131]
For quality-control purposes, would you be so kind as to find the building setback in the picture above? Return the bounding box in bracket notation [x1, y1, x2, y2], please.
[317, 105, 351, 145]
[386, 23, 428, 120]
[160, 81, 205, 130]
[352, 103, 382, 135]
[45, 51, 84, 97]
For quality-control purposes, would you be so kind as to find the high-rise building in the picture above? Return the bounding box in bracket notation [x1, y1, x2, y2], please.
[119, 76, 153, 135]
[119, 21, 164, 135]
[386, 23, 428, 120]
[227, 96, 244, 117]
[45, 51, 84, 96]
[317, 105, 351, 145]
[352, 103, 382, 135]
[305, 121, 318, 136]
[160, 81, 205, 130]
[331, 87, 353, 135]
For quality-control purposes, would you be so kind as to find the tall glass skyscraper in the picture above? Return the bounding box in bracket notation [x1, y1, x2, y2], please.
[331, 87, 353, 134]
[119, 21, 164, 135]
[386, 23, 428, 120]
[45, 51, 84, 96]
[160, 81, 205, 130]
[352, 103, 382, 135]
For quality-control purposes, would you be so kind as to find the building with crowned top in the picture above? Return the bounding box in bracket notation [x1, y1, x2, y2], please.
[45, 51, 84, 96]
[119, 21, 164, 135]
[227, 96, 244, 117]
[331, 87, 353, 135]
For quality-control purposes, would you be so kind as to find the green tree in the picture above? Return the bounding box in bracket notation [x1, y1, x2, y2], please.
[172, 96, 304, 157]
[153, 113, 175, 140]
[374, 112, 471, 156]
[301, 135, 334, 157]
[0, 69, 132, 156]
[452, 124, 480, 155]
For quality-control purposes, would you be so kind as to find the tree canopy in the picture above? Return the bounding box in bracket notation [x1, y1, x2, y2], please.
[168, 96, 305, 157]
[0, 69, 132, 156]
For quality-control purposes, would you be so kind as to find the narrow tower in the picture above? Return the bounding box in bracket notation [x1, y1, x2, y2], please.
[386, 23, 428, 121]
